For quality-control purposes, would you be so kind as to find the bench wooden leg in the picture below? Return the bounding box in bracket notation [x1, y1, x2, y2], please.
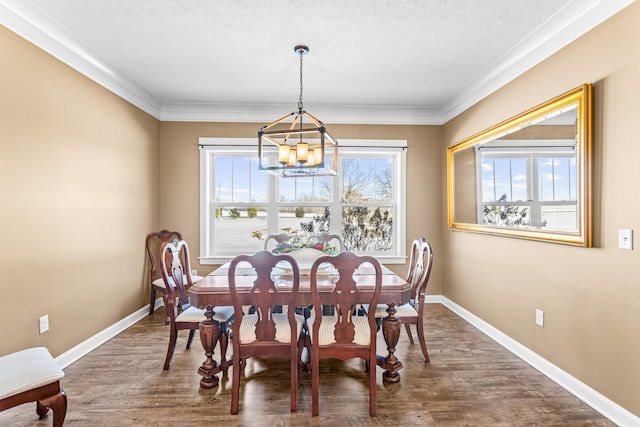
[36, 385, 67, 427]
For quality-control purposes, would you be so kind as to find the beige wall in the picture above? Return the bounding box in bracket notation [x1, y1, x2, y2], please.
[0, 27, 161, 357]
[159, 122, 444, 294]
[442, 3, 640, 416]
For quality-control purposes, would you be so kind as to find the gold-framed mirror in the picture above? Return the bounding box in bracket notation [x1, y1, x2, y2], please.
[447, 84, 592, 246]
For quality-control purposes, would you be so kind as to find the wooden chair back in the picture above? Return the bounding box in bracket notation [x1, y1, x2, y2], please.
[159, 239, 195, 323]
[308, 251, 382, 416]
[227, 250, 302, 414]
[145, 229, 183, 314]
[146, 230, 183, 283]
[159, 239, 232, 371]
[407, 237, 433, 307]
[263, 232, 295, 250]
[314, 232, 345, 251]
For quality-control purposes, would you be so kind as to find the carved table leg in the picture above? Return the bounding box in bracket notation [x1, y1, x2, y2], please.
[376, 303, 404, 383]
[198, 305, 221, 389]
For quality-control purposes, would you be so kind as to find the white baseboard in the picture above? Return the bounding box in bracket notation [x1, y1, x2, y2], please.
[426, 296, 639, 427]
[55, 298, 164, 369]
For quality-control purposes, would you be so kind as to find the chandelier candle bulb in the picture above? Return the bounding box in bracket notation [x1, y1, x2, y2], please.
[288, 148, 297, 166]
[307, 150, 315, 166]
[297, 142, 308, 162]
[314, 147, 323, 164]
[279, 144, 290, 164]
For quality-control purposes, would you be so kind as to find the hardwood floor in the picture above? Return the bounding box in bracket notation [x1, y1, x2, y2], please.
[2, 304, 615, 426]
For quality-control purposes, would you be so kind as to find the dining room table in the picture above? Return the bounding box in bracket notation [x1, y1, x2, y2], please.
[188, 260, 412, 389]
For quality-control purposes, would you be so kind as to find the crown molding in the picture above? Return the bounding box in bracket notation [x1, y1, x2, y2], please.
[0, 0, 634, 125]
[160, 102, 443, 125]
[440, 0, 636, 123]
[0, 0, 163, 117]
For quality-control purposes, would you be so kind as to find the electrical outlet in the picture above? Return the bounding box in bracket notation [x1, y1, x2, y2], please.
[619, 229, 633, 250]
[535, 309, 544, 327]
[38, 315, 49, 334]
[191, 269, 198, 276]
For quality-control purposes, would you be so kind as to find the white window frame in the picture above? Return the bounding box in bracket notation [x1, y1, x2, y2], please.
[475, 141, 577, 227]
[199, 138, 406, 264]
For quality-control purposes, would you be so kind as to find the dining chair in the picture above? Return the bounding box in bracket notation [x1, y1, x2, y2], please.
[367, 237, 433, 362]
[145, 230, 204, 318]
[308, 251, 382, 417]
[263, 232, 295, 250]
[313, 232, 345, 251]
[160, 239, 234, 370]
[227, 250, 305, 414]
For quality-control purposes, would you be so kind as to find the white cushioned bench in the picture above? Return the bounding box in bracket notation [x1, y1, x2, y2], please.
[0, 347, 67, 426]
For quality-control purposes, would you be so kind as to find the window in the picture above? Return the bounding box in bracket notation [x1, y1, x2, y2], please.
[476, 141, 577, 230]
[199, 138, 406, 264]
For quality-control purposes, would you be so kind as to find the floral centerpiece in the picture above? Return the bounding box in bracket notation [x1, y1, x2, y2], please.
[272, 235, 339, 255]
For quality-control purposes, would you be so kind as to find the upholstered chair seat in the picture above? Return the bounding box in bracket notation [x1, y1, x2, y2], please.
[238, 313, 305, 344]
[176, 305, 234, 324]
[152, 274, 203, 290]
[312, 314, 372, 346]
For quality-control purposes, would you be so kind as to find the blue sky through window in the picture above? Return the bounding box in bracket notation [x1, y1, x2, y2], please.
[538, 157, 576, 201]
[215, 157, 267, 203]
[482, 157, 527, 202]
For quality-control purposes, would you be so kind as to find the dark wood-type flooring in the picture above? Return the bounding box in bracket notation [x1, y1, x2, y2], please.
[2, 304, 615, 426]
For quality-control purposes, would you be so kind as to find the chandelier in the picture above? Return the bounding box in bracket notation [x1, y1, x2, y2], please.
[258, 45, 339, 177]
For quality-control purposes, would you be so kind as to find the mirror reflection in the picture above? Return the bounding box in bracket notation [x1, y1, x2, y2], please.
[447, 84, 592, 246]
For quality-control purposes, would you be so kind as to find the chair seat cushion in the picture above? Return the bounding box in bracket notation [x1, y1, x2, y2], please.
[363, 303, 419, 318]
[152, 275, 204, 289]
[0, 347, 64, 400]
[238, 313, 305, 344]
[310, 314, 372, 346]
[175, 305, 234, 323]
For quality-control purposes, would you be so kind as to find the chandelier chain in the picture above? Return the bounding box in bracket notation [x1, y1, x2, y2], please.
[298, 50, 304, 111]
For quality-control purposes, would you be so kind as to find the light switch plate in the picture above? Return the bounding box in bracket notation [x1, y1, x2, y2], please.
[619, 229, 633, 250]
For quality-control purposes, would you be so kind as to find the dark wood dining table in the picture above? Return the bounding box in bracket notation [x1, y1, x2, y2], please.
[189, 263, 412, 389]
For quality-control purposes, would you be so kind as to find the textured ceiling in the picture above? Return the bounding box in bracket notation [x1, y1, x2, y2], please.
[0, 0, 633, 123]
